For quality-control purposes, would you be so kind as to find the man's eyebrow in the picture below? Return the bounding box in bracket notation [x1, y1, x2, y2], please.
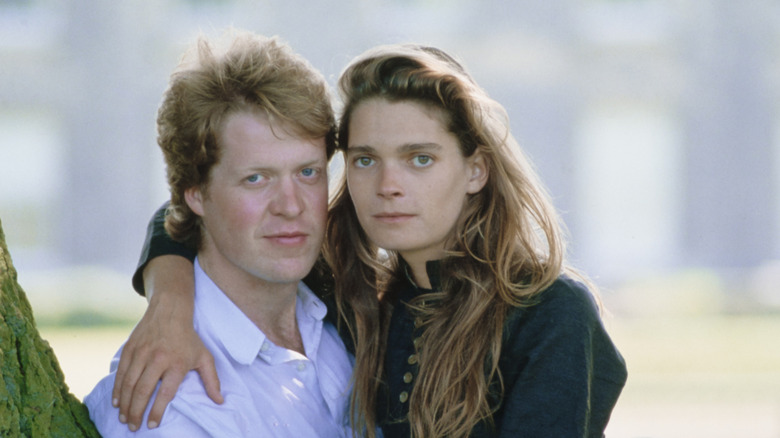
[298, 157, 327, 168]
[240, 157, 325, 173]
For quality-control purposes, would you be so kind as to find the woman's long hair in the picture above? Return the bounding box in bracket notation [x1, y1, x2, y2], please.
[325, 44, 571, 437]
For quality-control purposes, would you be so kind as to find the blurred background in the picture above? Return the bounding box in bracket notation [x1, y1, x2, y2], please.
[1, 0, 778, 436]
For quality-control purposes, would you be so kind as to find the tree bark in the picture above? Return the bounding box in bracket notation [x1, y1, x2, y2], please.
[0, 218, 100, 437]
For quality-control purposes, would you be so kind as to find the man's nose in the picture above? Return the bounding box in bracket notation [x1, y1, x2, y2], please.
[269, 178, 304, 217]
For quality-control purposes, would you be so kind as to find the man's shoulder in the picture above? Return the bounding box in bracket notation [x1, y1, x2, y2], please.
[85, 368, 243, 437]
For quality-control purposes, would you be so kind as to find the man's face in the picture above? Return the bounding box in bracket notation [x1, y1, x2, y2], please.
[186, 111, 328, 290]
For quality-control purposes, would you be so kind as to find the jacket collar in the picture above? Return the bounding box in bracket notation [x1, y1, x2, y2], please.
[400, 257, 443, 292]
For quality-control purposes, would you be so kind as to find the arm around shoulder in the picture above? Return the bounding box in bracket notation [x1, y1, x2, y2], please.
[112, 203, 220, 431]
[132, 202, 197, 296]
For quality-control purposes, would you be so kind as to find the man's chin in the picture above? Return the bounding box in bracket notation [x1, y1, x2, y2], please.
[262, 261, 318, 284]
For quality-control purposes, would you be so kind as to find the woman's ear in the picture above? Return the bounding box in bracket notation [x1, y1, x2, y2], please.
[185, 186, 205, 216]
[466, 151, 489, 194]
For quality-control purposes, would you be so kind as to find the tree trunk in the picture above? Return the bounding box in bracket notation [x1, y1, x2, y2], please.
[0, 218, 100, 437]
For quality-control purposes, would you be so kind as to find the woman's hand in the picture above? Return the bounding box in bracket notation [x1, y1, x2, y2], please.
[111, 255, 223, 431]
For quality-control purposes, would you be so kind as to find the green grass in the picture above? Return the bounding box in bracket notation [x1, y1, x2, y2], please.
[610, 314, 780, 375]
[605, 314, 780, 437]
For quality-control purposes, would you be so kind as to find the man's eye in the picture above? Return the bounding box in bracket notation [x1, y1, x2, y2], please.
[301, 168, 318, 177]
[246, 174, 264, 183]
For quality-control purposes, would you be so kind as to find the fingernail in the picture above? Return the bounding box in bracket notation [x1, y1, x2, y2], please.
[129, 423, 138, 432]
[148, 421, 158, 429]
[112, 398, 119, 407]
[119, 414, 127, 424]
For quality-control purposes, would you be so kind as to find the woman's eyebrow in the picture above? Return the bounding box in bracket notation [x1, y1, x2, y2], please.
[398, 143, 442, 153]
[346, 145, 375, 155]
[346, 143, 442, 156]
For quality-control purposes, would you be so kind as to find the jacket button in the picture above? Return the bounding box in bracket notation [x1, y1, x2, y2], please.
[407, 354, 418, 365]
[413, 337, 421, 349]
[403, 372, 413, 383]
[399, 391, 409, 403]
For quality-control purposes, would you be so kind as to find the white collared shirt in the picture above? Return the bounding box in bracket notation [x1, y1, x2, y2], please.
[85, 259, 355, 437]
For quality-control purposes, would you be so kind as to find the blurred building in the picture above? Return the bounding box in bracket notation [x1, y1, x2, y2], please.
[1, 0, 778, 298]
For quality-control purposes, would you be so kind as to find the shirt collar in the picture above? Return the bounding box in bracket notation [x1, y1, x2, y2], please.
[193, 258, 328, 366]
[297, 281, 328, 321]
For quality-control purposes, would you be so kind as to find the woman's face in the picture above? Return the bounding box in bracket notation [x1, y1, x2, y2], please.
[345, 98, 487, 266]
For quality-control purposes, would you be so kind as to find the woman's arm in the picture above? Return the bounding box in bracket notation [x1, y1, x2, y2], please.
[131, 203, 197, 296]
[495, 278, 627, 437]
[112, 205, 222, 432]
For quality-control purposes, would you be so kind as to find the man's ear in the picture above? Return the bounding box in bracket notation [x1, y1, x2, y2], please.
[466, 151, 489, 194]
[185, 186, 205, 216]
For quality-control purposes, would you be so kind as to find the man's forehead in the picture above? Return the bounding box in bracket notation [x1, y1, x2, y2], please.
[219, 110, 326, 149]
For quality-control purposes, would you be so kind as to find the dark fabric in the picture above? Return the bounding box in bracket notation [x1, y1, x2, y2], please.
[132, 202, 197, 296]
[376, 261, 627, 438]
[135, 212, 627, 436]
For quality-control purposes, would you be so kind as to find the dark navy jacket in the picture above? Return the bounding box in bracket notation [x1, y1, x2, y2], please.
[377, 261, 627, 437]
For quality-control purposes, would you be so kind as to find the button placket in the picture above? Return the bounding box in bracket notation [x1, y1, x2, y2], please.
[399, 331, 422, 405]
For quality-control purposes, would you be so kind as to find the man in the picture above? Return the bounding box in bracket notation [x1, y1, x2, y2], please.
[85, 30, 353, 437]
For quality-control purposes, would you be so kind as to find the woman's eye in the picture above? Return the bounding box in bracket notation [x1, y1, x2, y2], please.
[412, 155, 433, 167]
[354, 157, 375, 168]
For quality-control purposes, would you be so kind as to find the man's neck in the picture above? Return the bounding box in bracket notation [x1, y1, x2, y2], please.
[196, 257, 304, 354]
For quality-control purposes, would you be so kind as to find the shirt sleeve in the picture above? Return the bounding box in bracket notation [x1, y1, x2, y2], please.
[131, 201, 197, 295]
[496, 278, 627, 438]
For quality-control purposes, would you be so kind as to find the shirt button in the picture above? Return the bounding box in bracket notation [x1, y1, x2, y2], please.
[399, 391, 409, 403]
[403, 372, 413, 384]
[260, 342, 270, 352]
[407, 354, 418, 365]
[297, 362, 306, 371]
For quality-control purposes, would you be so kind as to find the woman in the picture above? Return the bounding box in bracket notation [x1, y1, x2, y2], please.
[118, 44, 627, 437]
